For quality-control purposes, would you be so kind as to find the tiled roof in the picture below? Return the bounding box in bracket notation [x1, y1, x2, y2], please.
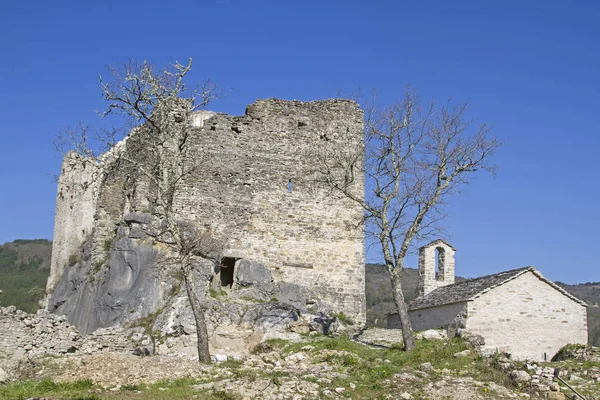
[408, 267, 587, 311]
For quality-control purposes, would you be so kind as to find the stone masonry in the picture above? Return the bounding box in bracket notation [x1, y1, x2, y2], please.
[46, 154, 100, 293]
[467, 271, 588, 360]
[418, 239, 455, 296]
[47, 99, 366, 331]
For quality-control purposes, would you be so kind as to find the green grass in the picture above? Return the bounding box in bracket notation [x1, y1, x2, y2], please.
[209, 288, 228, 299]
[0, 377, 242, 400]
[126, 307, 164, 333]
[0, 378, 97, 400]
[253, 335, 520, 398]
[238, 296, 265, 303]
[332, 311, 355, 325]
[4, 335, 569, 399]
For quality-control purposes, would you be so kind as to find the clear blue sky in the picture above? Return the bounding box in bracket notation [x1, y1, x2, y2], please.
[1, 0, 598, 283]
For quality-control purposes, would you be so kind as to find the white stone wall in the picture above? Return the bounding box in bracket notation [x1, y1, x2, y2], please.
[466, 271, 588, 361]
[47, 153, 100, 292]
[405, 302, 467, 331]
[418, 240, 455, 296]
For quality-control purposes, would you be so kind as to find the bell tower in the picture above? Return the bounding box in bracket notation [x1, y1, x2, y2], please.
[418, 239, 456, 296]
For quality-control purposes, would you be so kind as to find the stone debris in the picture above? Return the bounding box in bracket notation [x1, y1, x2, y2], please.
[1, 316, 598, 399]
[0, 306, 81, 358]
[420, 329, 446, 341]
[453, 349, 471, 357]
[509, 370, 531, 383]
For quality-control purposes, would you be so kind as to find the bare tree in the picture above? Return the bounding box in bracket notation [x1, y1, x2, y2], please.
[57, 58, 221, 363]
[317, 87, 500, 351]
[173, 221, 224, 362]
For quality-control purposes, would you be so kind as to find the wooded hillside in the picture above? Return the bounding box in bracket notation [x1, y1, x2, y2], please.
[0, 239, 52, 313]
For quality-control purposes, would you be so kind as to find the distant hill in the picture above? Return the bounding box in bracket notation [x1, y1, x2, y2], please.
[0, 239, 52, 313]
[366, 264, 600, 346]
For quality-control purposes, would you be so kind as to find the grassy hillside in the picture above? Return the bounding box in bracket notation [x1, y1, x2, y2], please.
[0, 239, 52, 313]
[366, 264, 600, 346]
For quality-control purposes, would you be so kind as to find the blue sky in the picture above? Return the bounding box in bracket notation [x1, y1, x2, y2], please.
[0, 0, 598, 283]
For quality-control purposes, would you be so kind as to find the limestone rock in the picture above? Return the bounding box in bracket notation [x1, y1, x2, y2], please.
[418, 362, 433, 372]
[453, 349, 471, 357]
[456, 329, 485, 347]
[286, 352, 306, 363]
[123, 212, 152, 225]
[0, 367, 9, 383]
[421, 329, 444, 341]
[235, 260, 272, 288]
[48, 237, 160, 335]
[278, 282, 309, 310]
[510, 370, 531, 383]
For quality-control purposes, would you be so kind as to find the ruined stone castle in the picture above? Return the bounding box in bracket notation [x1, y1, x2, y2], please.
[47, 99, 366, 335]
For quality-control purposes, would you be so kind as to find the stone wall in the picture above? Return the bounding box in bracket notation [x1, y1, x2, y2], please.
[175, 99, 365, 319]
[47, 154, 100, 293]
[403, 302, 467, 331]
[0, 307, 138, 359]
[48, 98, 366, 331]
[467, 271, 588, 361]
[0, 306, 81, 358]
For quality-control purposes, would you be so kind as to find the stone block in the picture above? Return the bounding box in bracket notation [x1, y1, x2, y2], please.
[124, 212, 152, 225]
[235, 260, 271, 288]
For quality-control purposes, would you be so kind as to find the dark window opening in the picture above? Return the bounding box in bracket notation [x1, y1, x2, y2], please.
[220, 257, 237, 288]
[435, 247, 445, 281]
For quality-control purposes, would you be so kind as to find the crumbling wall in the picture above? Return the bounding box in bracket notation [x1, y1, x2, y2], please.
[0, 306, 82, 358]
[176, 99, 366, 320]
[47, 154, 101, 293]
[48, 98, 366, 331]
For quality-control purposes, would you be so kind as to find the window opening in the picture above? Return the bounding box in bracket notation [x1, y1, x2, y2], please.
[435, 247, 445, 281]
[287, 178, 293, 192]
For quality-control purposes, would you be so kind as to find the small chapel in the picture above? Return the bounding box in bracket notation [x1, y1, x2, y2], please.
[388, 239, 588, 361]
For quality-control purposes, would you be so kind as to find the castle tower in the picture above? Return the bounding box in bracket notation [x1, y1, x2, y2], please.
[418, 239, 456, 296]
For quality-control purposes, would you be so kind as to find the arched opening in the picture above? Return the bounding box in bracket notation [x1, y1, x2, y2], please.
[435, 247, 445, 281]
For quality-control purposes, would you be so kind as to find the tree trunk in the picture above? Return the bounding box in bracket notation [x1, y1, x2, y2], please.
[184, 275, 211, 364]
[390, 270, 416, 351]
[211, 264, 221, 294]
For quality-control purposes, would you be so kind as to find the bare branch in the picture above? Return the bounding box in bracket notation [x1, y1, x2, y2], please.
[54, 57, 222, 364]
[315, 85, 501, 351]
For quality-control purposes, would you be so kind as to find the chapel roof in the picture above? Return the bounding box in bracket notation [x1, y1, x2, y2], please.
[408, 266, 587, 311]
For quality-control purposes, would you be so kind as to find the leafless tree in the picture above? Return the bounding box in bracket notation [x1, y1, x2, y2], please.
[317, 87, 500, 351]
[57, 58, 221, 363]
